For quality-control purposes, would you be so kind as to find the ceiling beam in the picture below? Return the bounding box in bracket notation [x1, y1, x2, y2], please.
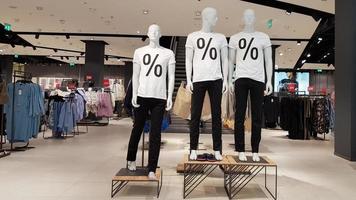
[240, 0, 334, 21]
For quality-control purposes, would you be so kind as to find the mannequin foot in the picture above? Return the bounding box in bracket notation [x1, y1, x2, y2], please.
[127, 161, 136, 171]
[238, 152, 247, 162]
[148, 171, 157, 180]
[190, 150, 197, 160]
[214, 151, 223, 161]
[252, 153, 260, 162]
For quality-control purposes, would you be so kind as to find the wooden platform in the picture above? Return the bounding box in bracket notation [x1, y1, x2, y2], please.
[111, 167, 163, 198]
[112, 167, 161, 181]
[226, 155, 277, 166]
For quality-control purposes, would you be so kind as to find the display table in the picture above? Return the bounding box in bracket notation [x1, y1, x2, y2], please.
[224, 155, 277, 200]
[111, 167, 163, 198]
[182, 154, 230, 199]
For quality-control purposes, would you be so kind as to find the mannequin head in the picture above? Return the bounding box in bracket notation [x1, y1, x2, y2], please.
[243, 9, 256, 26]
[147, 24, 161, 42]
[202, 7, 218, 28]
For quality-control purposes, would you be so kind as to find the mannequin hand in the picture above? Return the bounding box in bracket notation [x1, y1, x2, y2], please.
[166, 97, 173, 111]
[229, 83, 235, 95]
[131, 96, 140, 108]
[222, 81, 228, 94]
[265, 82, 273, 96]
[186, 81, 193, 93]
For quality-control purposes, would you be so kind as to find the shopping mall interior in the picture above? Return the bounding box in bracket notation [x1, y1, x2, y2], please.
[0, 0, 355, 200]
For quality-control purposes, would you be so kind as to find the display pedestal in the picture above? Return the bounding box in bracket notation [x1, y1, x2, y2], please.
[224, 155, 277, 200]
[182, 154, 230, 199]
[111, 167, 162, 198]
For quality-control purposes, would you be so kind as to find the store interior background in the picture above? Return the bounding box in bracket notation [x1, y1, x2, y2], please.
[0, 0, 356, 200]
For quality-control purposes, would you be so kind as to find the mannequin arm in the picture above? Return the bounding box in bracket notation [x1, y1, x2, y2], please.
[131, 62, 141, 107]
[221, 46, 229, 94]
[264, 46, 273, 95]
[166, 63, 176, 111]
[185, 47, 194, 92]
[228, 48, 237, 93]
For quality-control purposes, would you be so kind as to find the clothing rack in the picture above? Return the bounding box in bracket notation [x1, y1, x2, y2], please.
[0, 74, 10, 158]
[9, 71, 34, 151]
[281, 94, 329, 141]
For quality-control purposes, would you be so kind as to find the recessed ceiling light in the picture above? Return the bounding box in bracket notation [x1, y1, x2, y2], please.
[195, 11, 201, 16]
[307, 53, 311, 57]
[0, 50, 3, 52]
[279, 52, 283, 56]
[287, 48, 291, 51]
[318, 37, 323, 41]
[136, 30, 140, 34]
[90, 37, 94, 40]
[143, 9, 149, 15]
[302, 59, 306, 64]
[285, 10, 292, 15]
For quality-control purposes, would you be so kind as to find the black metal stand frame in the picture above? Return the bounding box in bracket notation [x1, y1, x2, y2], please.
[224, 164, 277, 200]
[111, 169, 163, 198]
[183, 162, 219, 199]
[0, 105, 10, 158]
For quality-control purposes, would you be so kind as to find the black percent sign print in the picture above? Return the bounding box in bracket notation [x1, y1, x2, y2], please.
[197, 38, 217, 60]
[143, 54, 162, 77]
[239, 38, 258, 61]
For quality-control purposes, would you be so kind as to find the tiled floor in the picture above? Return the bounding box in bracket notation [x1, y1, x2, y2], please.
[0, 118, 355, 200]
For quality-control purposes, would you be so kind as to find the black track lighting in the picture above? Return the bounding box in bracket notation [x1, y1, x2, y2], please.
[11, 43, 15, 48]
[53, 49, 58, 53]
[35, 34, 39, 39]
[77, 56, 79, 60]
[105, 55, 109, 61]
[66, 34, 70, 39]
[141, 36, 147, 42]
[80, 52, 85, 56]
[60, 56, 64, 60]
[66, 56, 69, 60]
[297, 40, 301, 46]
[32, 46, 36, 50]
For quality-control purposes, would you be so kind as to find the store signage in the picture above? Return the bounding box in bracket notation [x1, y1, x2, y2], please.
[14, 54, 18, 58]
[70, 62, 75, 67]
[86, 75, 93, 80]
[103, 79, 110, 87]
[4, 23, 11, 31]
[287, 83, 297, 93]
[317, 69, 323, 73]
[308, 86, 314, 92]
[266, 19, 273, 29]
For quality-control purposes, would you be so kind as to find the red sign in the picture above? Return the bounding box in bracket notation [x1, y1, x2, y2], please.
[287, 83, 297, 93]
[103, 79, 110, 87]
[86, 75, 93, 80]
[308, 86, 314, 92]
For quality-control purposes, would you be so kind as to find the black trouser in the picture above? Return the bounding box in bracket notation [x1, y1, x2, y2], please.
[126, 97, 166, 172]
[190, 79, 222, 151]
[234, 78, 265, 153]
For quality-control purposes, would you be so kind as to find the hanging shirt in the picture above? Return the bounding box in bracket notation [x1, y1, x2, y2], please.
[229, 31, 271, 83]
[133, 45, 176, 100]
[185, 31, 228, 83]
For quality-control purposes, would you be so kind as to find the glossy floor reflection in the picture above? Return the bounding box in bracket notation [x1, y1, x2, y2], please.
[0, 118, 354, 200]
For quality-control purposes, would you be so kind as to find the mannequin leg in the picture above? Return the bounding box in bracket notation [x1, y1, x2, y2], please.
[249, 80, 264, 162]
[147, 99, 165, 178]
[190, 81, 207, 159]
[234, 79, 249, 161]
[207, 79, 223, 160]
[126, 97, 149, 169]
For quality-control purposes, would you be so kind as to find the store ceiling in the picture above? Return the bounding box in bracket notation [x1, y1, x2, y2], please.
[0, 0, 334, 69]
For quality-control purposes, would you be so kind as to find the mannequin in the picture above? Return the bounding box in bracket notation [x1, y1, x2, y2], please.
[228, 9, 273, 162]
[126, 24, 176, 180]
[186, 7, 228, 161]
